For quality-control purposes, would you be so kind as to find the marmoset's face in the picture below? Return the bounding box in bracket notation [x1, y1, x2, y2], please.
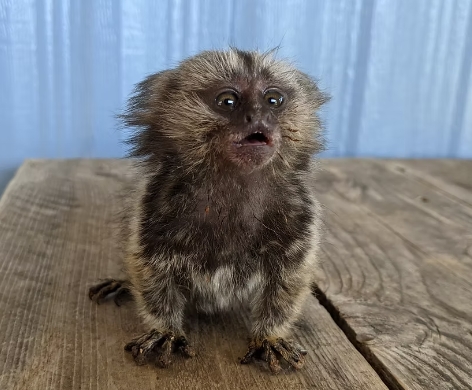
[200, 77, 289, 169]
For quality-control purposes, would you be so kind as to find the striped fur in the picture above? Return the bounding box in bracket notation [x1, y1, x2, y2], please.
[120, 48, 327, 362]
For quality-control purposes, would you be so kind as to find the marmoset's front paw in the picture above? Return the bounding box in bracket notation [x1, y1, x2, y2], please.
[124, 329, 195, 368]
[240, 338, 307, 374]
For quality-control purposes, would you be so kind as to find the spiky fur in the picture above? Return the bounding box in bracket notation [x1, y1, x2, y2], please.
[118, 49, 327, 366]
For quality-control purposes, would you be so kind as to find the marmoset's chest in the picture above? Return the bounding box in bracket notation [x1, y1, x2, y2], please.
[140, 172, 311, 274]
[156, 179, 270, 257]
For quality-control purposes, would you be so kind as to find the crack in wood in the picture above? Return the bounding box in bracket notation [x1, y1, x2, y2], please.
[312, 286, 403, 390]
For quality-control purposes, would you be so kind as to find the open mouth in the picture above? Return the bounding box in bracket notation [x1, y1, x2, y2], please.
[236, 131, 270, 147]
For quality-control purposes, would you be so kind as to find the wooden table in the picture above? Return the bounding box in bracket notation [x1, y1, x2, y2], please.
[0, 159, 470, 390]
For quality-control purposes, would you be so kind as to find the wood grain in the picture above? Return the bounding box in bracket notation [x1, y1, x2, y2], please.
[390, 160, 472, 205]
[0, 159, 387, 390]
[313, 159, 472, 390]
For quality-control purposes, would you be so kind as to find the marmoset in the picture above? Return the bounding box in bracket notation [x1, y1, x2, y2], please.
[89, 48, 327, 374]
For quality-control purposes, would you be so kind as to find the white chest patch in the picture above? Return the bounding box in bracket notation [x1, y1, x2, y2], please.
[191, 266, 262, 312]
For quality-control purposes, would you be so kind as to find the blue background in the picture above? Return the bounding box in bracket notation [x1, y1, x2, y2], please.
[1, 0, 471, 194]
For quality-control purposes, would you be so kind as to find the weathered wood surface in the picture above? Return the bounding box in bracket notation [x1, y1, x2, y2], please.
[314, 159, 472, 390]
[0, 160, 387, 390]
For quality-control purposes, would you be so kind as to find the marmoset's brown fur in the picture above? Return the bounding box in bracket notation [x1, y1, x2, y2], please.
[89, 48, 328, 373]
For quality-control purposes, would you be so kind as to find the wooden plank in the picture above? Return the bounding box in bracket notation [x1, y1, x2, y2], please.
[0, 159, 387, 390]
[387, 159, 472, 205]
[313, 159, 472, 390]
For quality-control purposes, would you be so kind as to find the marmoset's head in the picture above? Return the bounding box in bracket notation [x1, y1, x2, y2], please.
[123, 49, 328, 174]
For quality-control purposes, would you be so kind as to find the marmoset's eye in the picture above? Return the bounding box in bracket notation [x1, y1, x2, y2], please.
[215, 91, 239, 110]
[264, 89, 284, 108]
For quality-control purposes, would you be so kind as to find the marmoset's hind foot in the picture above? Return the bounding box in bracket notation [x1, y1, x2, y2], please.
[241, 338, 307, 374]
[88, 278, 131, 306]
[125, 330, 195, 368]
